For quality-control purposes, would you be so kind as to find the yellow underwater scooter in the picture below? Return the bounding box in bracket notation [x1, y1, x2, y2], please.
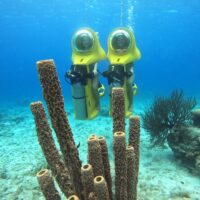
[65, 28, 106, 120]
[103, 27, 141, 117]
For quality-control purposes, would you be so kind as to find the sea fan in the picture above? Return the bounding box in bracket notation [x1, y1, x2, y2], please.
[142, 90, 196, 146]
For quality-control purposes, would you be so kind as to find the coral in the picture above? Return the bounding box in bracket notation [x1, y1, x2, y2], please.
[192, 109, 200, 128]
[87, 135, 105, 177]
[129, 115, 140, 184]
[98, 136, 113, 200]
[81, 164, 95, 200]
[167, 125, 200, 173]
[36, 169, 61, 200]
[126, 146, 136, 200]
[68, 195, 80, 200]
[114, 131, 127, 200]
[31, 59, 140, 200]
[94, 176, 110, 200]
[36, 60, 83, 198]
[112, 87, 125, 134]
[30, 102, 75, 197]
[142, 90, 196, 146]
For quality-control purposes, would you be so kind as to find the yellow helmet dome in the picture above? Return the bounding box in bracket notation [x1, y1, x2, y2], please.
[107, 27, 141, 65]
[72, 28, 106, 65]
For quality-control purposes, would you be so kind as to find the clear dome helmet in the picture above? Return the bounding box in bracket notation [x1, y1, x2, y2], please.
[73, 29, 94, 52]
[110, 29, 131, 52]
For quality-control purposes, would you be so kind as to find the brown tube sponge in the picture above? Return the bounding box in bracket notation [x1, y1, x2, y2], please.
[112, 87, 125, 134]
[128, 115, 140, 184]
[87, 136, 104, 177]
[36, 60, 83, 198]
[126, 146, 137, 200]
[81, 164, 95, 200]
[30, 102, 75, 197]
[98, 136, 113, 200]
[37, 169, 61, 200]
[192, 109, 200, 128]
[114, 131, 127, 200]
[94, 176, 110, 200]
[68, 195, 80, 200]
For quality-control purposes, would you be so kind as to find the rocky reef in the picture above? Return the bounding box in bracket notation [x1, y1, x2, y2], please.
[142, 90, 200, 174]
[167, 124, 200, 174]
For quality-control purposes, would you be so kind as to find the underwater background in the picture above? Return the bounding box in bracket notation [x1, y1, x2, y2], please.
[0, 0, 200, 199]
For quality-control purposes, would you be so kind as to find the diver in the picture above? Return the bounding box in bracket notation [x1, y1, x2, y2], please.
[65, 28, 106, 120]
[103, 27, 141, 117]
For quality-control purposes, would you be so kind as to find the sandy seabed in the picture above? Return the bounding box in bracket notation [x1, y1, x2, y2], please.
[0, 99, 199, 200]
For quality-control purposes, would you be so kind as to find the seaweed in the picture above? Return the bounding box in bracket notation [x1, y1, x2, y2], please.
[142, 90, 196, 147]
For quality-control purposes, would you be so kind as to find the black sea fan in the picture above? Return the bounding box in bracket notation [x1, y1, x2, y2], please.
[142, 90, 196, 146]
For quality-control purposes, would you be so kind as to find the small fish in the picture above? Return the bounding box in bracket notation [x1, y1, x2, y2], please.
[77, 142, 80, 149]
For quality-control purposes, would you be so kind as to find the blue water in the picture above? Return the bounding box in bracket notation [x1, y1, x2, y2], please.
[0, 0, 200, 103]
[0, 1, 200, 199]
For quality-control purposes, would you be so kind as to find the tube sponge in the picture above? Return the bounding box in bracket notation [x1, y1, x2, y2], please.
[94, 176, 110, 200]
[129, 115, 140, 183]
[98, 136, 113, 200]
[32, 60, 141, 200]
[30, 102, 75, 197]
[113, 131, 127, 200]
[36, 60, 83, 198]
[87, 135, 104, 177]
[112, 87, 125, 134]
[68, 195, 80, 200]
[126, 146, 137, 200]
[81, 164, 95, 200]
[36, 169, 61, 200]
